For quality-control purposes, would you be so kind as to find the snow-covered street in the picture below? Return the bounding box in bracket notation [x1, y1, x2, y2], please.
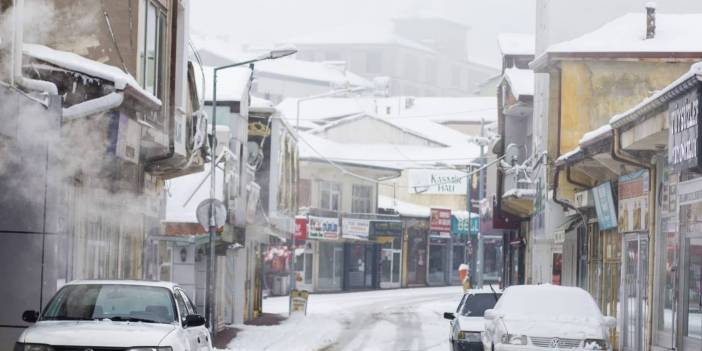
[226, 286, 463, 351]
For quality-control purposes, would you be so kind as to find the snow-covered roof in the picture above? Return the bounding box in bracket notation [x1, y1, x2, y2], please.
[503, 188, 536, 199]
[299, 133, 481, 170]
[503, 68, 534, 99]
[197, 65, 252, 102]
[546, 13, 702, 54]
[254, 58, 373, 88]
[378, 195, 431, 217]
[290, 21, 436, 53]
[24, 43, 161, 107]
[165, 164, 224, 223]
[498, 33, 535, 56]
[610, 62, 702, 128]
[579, 124, 612, 146]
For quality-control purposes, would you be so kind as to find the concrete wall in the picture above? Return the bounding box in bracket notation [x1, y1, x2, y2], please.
[301, 162, 388, 213]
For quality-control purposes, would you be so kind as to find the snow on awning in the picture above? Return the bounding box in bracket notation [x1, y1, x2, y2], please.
[579, 124, 613, 147]
[555, 147, 584, 167]
[24, 43, 161, 108]
[502, 68, 534, 99]
[503, 188, 536, 199]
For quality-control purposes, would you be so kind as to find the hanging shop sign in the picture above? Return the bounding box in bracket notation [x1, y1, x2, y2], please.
[592, 182, 617, 230]
[618, 170, 649, 232]
[342, 218, 370, 240]
[668, 87, 701, 171]
[408, 169, 469, 195]
[294, 217, 308, 241]
[451, 215, 479, 237]
[370, 221, 403, 240]
[430, 208, 452, 235]
[307, 216, 340, 240]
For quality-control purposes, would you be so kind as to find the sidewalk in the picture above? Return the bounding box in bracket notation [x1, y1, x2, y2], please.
[213, 313, 287, 348]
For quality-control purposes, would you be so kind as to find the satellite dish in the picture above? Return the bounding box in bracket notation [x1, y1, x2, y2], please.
[196, 199, 227, 229]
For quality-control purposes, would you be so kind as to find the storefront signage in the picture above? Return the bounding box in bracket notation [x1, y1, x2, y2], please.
[592, 182, 617, 230]
[668, 88, 701, 171]
[430, 208, 452, 234]
[342, 218, 370, 240]
[294, 217, 308, 240]
[408, 169, 468, 195]
[618, 170, 649, 232]
[307, 216, 339, 240]
[451, 215, 479, 237]
[370, 221, 403, 239]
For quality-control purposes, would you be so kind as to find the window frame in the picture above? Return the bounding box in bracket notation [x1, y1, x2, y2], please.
[319, 181, 341, 211]
[138, 0, 167, 98]
[351, 184, 372, 214]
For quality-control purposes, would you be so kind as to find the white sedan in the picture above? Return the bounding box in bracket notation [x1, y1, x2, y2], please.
[482, 284, 616, 351]
[15, 280, 212, 351]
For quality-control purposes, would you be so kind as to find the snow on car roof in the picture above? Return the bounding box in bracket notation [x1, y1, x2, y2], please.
[498, 33, 535, 56]
[67, 280, 179, 290]
[23, 43, 161, 107]
[546, 13, 702, 54]
[497, 284, 601, 319]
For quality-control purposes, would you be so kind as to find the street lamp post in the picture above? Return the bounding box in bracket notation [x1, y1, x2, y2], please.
[206, 47, 296, 334]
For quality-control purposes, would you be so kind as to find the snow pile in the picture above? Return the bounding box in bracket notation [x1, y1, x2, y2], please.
[503, 68, 534, 99]
[497, 284, 603, 320]
[498, 33, 536, 56]
[23, 43, 161, 106]
[546, 13, 702, 53]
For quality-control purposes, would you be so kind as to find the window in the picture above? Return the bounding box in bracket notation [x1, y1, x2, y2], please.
[174, 290, 189, 322]
[138, 0, 166, 98]
[366, 50, 382, 74]
[351, 185, 372, 213]
[319, 181, 341, 211]
[459, 294, 501, 317]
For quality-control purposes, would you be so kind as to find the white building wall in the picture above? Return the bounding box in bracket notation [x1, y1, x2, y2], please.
[315, 118, 439, 147]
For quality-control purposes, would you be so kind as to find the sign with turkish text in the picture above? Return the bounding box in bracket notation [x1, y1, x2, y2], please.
[430, 208, 452, 234]
[618, 170, 649, 232]
[342, 218, 370, 240]
[593, 182, 617, 230]
[668, 87, 701, 171]
[307, 216, 339, 240]
[370, 221, 403, 239]
[408, 169, 468, 195]
[294, 217, 308, 241]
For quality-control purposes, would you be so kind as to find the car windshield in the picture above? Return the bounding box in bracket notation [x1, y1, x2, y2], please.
[460, 293, 501, 317]
[41, 284, 176, 324]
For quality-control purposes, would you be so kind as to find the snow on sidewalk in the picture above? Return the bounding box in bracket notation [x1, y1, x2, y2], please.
[224, 286, 464, 351]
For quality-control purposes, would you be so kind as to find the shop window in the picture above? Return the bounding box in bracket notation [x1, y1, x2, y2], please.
[319, 181, 341, 211]
[138, 0, 167, 98]
[351, 184, 372, 213]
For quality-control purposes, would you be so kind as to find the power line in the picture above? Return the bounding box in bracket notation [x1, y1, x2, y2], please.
[283, 106, 498, 122]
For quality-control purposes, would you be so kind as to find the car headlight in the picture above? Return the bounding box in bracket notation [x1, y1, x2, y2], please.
[457, 331, 482, 342]
[127, 348, 173, 351]
[584, 339, 608, 350]
[16, 344, 53, 351]
[501, 334, 527, 345]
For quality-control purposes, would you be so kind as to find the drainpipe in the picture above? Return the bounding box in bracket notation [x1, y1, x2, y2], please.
[611, 127, 656, 350]
[12, 0, 58, 95]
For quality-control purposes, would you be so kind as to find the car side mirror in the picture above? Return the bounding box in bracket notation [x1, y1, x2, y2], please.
[184, 314, 206, 328]
[443, 312, 455, 320]
[22, 310, 39, 323]
[484, 309, 500, 320]
[603, 316, 616, 329]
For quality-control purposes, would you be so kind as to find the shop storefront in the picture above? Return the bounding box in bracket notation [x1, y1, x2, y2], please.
[371, 221, 403, 289]
[427, 209, 452, 286]
[404, 218, 429, 287]
[478, 199, 514, 287]
[450, 214, 475, 285]
[342, 217, 377, 290]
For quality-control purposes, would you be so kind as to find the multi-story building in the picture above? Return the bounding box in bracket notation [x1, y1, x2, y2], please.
[0, 0, 203, 348]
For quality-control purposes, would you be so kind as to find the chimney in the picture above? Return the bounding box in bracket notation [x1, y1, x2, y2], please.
[646, 2, 656, 39]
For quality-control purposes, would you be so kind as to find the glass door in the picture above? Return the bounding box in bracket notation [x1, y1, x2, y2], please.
[620, 234, 648, 351]
[380, 237, 402, 288]
[681, 235, 702, 350]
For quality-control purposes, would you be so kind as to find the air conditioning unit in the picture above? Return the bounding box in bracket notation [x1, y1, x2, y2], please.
[574, 190, 594, 209]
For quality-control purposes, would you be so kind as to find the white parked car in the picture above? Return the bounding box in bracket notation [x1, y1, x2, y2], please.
[482, 284, 616, 351]
[15, 280, 213, 351]
[444, 288, 502, 351]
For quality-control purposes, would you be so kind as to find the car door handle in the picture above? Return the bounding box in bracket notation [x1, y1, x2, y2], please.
[197, 336, 201, 343]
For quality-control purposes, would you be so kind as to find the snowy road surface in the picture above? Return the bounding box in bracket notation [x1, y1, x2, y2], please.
[226, 286, 464, 351]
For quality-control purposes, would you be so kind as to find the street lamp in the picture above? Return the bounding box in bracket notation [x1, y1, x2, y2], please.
[206, 46, 297, 334]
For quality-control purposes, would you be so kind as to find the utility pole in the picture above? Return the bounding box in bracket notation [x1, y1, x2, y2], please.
[477, 118, 485, 288]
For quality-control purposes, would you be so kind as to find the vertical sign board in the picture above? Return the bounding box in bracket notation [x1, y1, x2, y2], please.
[668, 87, 701, 171]
[618, 170, 649, 232]
[294, 217, 308, 241]
[307, 216, 340, 240]
[592, 182, 617, 230]
[430, 208, 452, 237]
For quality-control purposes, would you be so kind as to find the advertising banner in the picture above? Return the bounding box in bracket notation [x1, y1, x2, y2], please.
[668, 88, 701, 171]
[430, 208, 452, 235]
[307, 216, 340, 240]
[294, 217, 308, 241]
[342, 218, 370, 240]
[408, 169, 468, 195]
[618, 170, 649, 232]
[593, 182, 617, 230]
[370, 221, 403, 240]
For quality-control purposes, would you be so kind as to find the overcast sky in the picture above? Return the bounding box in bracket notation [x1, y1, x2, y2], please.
[191, 0, 536, 68]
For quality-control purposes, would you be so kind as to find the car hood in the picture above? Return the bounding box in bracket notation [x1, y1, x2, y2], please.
[503, 317, 604, 339]
[21, 320, 176, 347]
[457, 316, 485, 332]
